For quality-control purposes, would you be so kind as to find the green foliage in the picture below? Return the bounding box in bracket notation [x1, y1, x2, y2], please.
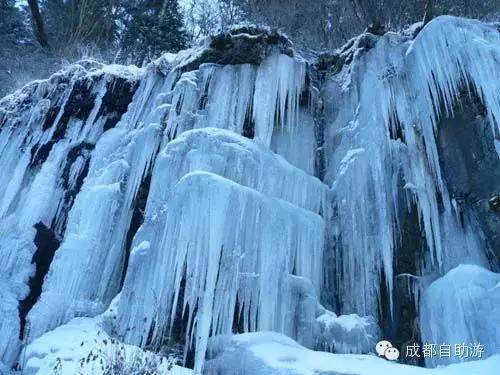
[119, 0, 188, 65]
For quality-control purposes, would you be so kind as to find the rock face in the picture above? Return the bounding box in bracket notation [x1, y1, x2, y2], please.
[437, 94, 500, 266]
[179, 26, 294, 71]
[1, 19, 500, 374]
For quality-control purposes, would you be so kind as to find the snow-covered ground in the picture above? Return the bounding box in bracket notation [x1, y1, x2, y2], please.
[206, 332, 500, 374]
[22, 316, 192, 375]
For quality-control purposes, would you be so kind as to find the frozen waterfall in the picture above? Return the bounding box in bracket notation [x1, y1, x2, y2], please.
[0, 17, 500, 374]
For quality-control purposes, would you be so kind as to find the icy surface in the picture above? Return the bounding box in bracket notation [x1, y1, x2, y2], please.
[421, 264, 500, 367]
[27, 123, 161, 340]
[165, 53, 307, 149]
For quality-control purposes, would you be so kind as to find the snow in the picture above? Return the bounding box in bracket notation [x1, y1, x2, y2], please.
[206, 332, 500, 375]
[21, 317, 191, 375]
[314, 311, 379, 354]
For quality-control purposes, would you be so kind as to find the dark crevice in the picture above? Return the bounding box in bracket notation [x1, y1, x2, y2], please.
[242, 108, 255, 139]
[232, 300, 246, 334]
[144, 274, 194, 368]
[391, 200, 426, 367]
[199, 76, 212, 111]
[41, 106, 61, 131]
[97, 78, 138, 132]
[378, 268, 392, 335]
[314, 102, 326, 181]
[29, 140, 56, 167]
[309, 64, 327, 182]
[176, 94, 184, 115]
[51, 142, 94, 235]
[389, 116, 405, 143]
[273, 94, 289, 128]
[299, 72, 311, 107]
[119, 173, 152, 288]
[0, 115, 7, 131]
[18, 222, 61, 339]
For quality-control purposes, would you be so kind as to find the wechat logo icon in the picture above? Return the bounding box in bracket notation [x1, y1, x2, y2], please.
[376, 340, 400, 361]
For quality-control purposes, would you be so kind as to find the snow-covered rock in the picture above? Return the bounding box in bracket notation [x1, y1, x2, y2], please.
[313, 311, 379, 354]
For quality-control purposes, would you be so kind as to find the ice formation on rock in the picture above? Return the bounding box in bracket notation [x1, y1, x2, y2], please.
[1, 16, 500, 374]
[117, 170, 325, 372]
[323, 16, 497, 321]
[421, 264, 500, 367]
[0, 27, 318, 372]
[165, 54, 306, 148]
[113, 128, 329, 370]
[0, 63, 142, 365]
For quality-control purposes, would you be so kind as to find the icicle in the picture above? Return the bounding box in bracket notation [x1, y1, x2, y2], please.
[253, 54, 306, 146]
[117, 171, 325, 373]
[196, 63, 257, 135]
[0, 64, 144, 364]
[27, 76, 167, 339]
[323, 16, 500, 321]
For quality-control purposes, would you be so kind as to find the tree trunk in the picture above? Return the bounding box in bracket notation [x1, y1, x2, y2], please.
[423, 0, 434, 25]
[27, 0, 50, 49]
